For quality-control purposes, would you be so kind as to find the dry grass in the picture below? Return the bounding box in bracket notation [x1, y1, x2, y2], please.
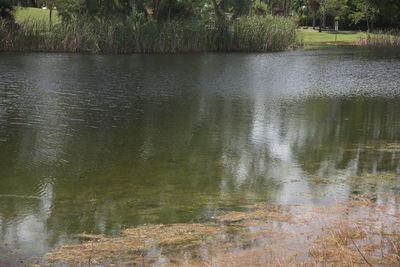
[45, 193, 400, 266]
[46, 223, 223, 265]
[212, 205, 292, 224]
[357, 31, 400, 47]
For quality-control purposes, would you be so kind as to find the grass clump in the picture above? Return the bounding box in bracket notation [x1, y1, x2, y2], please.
[234, 16, 297, 51]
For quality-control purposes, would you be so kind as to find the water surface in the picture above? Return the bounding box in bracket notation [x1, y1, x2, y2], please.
[1, 47, 400, 264]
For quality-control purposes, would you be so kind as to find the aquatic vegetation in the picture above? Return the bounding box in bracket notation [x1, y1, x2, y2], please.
[45, 193, 400, 266]
[307, 175, 332, 185]
[344, 142, 400, 153]
[346, 172, 399, 191]
[46, 223, 224, 265]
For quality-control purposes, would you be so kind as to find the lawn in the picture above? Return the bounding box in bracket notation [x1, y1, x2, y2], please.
[298, 28, 366, 45]
[15, 7, 59, 25]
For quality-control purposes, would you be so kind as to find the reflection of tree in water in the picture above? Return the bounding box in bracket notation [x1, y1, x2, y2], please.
[282, 97, 400, 199]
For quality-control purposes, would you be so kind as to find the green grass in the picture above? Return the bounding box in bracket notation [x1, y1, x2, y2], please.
[15, 7, 59, 25]
[298, 29, 366, 45]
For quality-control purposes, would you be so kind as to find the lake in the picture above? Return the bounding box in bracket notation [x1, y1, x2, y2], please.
[1, 47, 400, 265]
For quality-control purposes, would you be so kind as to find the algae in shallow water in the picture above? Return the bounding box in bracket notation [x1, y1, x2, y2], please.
[350, 172, 398, 184]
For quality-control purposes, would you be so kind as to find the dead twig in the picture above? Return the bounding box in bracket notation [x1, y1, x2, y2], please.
[350, 238, 372, 266]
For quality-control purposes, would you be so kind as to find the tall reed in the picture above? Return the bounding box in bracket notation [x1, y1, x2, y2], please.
[0, 15, 297, 53]
[358, 30, 400, 47]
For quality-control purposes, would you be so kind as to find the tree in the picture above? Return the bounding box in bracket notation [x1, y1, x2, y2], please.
[36, 0, 58, 29]
[309, 0, 319, 29]
[375, 0, 400, 28]
[0, 0, 15, 21]
[327, 0, 348, 20]
[56, 0, 136, 22]
[350, 0, 378, 32]
[319, 0, 326, 29]
[47, 0, 55, 29]
[292, 0, 307, 16]
[210, 0, 223, 21]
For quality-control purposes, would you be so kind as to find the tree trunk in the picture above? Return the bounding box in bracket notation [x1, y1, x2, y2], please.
[310, 0, 320, 30]
[320, 14, 323, 31]
[312, 13, 316, 29]
[249, 0, 254, 16]
[220, 0, 225, 12]
[49, 7, 52, 30]
[322, 0, 326, 29]
[211, 0, 222, 22]
[153, 0, 160, 19]
[284, 0, 288, 16]
[131, 0, 136, 13]
[168, 0, 172, 20]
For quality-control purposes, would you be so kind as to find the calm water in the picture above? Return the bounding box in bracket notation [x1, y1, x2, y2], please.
[1, 47, 400, 264]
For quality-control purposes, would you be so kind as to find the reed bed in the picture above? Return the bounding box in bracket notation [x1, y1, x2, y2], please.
[0, 16, 297, 53]
[358, 30, 400, 47]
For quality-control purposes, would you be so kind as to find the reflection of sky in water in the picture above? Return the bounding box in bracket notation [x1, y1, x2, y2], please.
[1, 48, 400, 261]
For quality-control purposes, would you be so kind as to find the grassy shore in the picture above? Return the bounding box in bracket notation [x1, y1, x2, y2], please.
[298, 28, 400, 48]
[3, 8, 399, 53]
[298, 28, 366, 46]
[1, 12, 298, 53]
[15, 7, 60, 25]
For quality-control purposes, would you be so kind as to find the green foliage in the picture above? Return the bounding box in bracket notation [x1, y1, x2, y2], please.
[56, 0, 134, 22]
[326, 0, 348, 20]
[293, 0, 400, 29]
[349, 0, 378, 31]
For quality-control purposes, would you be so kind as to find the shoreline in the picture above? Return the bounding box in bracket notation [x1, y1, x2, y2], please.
[1, 40, 398, 54]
